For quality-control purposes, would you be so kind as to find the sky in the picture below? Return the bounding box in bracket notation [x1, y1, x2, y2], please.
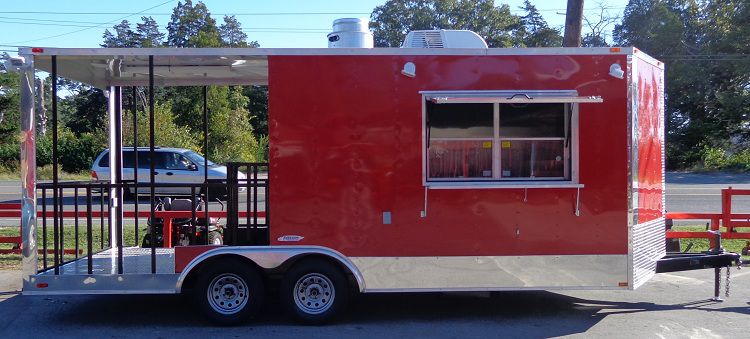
[0, 0, 630, 54]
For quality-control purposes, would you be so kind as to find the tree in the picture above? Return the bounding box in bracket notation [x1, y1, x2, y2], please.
[518, 0, 562, 47]
[59, 87, 108, 135]
[581, 2, 621, 47]
[136, 16, 165, 47]
[370, 0, 523, 48]
[166, 0, 222, 48]
[219, 15, 258, 47]
[102, 20, 139, 48]
[243, 86, 268, 135]
[615, 0, 750, 169]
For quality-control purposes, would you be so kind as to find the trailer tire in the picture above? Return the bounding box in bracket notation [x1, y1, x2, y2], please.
[194, 259, 264, 326]
[280, 258, 349, 325]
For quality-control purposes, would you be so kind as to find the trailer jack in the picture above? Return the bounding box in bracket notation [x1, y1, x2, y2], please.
[656, 230, 742, 301]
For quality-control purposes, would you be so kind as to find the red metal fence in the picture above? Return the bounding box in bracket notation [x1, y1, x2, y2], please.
[666, 187, 750, 252]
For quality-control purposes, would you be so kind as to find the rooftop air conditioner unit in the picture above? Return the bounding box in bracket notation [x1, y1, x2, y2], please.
[401, 30, 488, 49]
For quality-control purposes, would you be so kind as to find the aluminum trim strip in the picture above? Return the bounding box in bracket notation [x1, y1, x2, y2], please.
[20, 46, 638, 57]
[350, 255, 629, 292]
[430, 96, 603, 104]
[24, 274, 179, 295]
[425, 183, 584, 189]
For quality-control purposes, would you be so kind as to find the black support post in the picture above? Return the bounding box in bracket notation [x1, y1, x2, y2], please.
[203, 86, 209, 244]
[132, 86, 139, 244]
[51, 55, 59, 275]
[149, 56, 156, 273]
[114, 86, 124, 274]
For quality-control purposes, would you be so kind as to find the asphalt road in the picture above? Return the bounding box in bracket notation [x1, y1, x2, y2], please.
[0, 268, 748, 338]
[2, 172, 749, 226]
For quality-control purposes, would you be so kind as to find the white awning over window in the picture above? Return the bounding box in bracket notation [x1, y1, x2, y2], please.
[421, 90, 603, 104]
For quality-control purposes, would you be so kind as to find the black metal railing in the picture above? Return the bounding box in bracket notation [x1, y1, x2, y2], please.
[226, 162, 270, 246]
[36, 168, 269, 275]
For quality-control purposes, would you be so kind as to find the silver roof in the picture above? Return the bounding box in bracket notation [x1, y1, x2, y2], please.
[21, 47, 649, 88]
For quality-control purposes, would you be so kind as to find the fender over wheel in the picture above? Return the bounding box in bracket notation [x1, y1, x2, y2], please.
[193, 259, 264, 326]
[280, 258, 350, 325]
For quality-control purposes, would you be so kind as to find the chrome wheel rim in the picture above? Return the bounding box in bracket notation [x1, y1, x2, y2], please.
[207, 273, 249, 315]
[293, 273, 335, 315]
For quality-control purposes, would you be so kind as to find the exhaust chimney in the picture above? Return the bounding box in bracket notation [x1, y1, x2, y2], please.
[327, 18, 373, 48]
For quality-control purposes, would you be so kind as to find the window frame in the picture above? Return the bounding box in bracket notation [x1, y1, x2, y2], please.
[421, 90, 592, 189]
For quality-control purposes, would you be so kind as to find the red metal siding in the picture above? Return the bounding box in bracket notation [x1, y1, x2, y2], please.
[268, 54, 630, 257]
[636, 57, 665, 223]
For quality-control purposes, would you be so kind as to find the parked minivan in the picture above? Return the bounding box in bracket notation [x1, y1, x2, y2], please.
[91, 147, 246, 198]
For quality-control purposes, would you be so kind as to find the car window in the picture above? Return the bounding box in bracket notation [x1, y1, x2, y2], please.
[98, 151, 109, 167]
[123, 151, 135, 168]
[156, 152, 194, 170]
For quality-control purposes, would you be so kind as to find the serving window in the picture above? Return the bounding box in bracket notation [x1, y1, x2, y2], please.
[422, 90, 602, 187]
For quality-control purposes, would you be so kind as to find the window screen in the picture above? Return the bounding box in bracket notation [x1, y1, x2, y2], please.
[426, 98, 573, 182]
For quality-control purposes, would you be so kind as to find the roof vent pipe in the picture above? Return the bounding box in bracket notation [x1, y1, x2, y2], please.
[327, 18, 373, 48]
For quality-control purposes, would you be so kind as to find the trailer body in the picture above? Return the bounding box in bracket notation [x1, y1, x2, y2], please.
[268, 50, 666, 291]
[17, 47, 664, 296]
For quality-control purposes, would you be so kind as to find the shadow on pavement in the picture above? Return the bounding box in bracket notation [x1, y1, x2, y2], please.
[0, 290, 744, 336]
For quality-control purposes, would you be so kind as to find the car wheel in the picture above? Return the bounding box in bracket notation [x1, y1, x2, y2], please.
[280, 258, 349, 325]
[194, 259, 264, 326]
[208, 231, 223, 245]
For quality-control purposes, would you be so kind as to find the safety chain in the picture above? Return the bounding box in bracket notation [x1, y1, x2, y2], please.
[725, 266, 731, 298]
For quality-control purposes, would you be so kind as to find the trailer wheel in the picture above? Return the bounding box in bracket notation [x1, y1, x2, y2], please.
[194, 260, 264, 326]
[281, 259, 349, 325]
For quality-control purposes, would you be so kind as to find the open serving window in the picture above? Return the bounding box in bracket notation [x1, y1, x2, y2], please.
[421, 90, 602, 188]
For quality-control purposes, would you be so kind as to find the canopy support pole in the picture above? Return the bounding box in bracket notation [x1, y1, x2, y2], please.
[20, 54, 37, 279]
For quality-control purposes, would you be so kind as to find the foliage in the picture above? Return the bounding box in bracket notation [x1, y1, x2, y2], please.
[0, 72, 20, 144]
[167, 0, 222, 48]
[122, 101, 199, 151]
[244, 86, 268, 135]
[517, 0, 562, 47]
[615, 0, 750, 170]
[59, 86, 108, 135]
[220, 15, 259, 48]
[370, 0, 523, 47]
[57, 127, 107, 173]
[102, 17, 165, 48]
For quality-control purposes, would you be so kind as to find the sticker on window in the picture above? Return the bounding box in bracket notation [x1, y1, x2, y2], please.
[502, 141, 512, 148]
[482, 141, 492, 148]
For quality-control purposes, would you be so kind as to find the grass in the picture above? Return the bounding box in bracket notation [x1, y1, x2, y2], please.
[0, 164, 90, 181]
[0, 225, 138, 270]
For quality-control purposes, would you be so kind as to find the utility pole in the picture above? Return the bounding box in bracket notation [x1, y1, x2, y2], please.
[563, 0, 585, 47]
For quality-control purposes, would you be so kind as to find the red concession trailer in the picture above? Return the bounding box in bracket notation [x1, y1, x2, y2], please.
[14, 39, 740, 325]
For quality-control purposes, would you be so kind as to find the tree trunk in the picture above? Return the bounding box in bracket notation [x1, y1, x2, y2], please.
[35, 78, 47, 136]
[563, 0, 585, 47]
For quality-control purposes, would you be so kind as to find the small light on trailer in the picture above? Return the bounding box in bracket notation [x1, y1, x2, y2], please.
[609, 64, 624, 79]
[36, 282, 49, 288]
[609, 47, 621, 53]
[401, 62, 416, 77]
[618, 282, 628, 287]
[31, 47, 44, 54]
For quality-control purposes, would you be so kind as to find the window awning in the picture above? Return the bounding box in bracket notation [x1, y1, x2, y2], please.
[421, 90, 603, 104]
